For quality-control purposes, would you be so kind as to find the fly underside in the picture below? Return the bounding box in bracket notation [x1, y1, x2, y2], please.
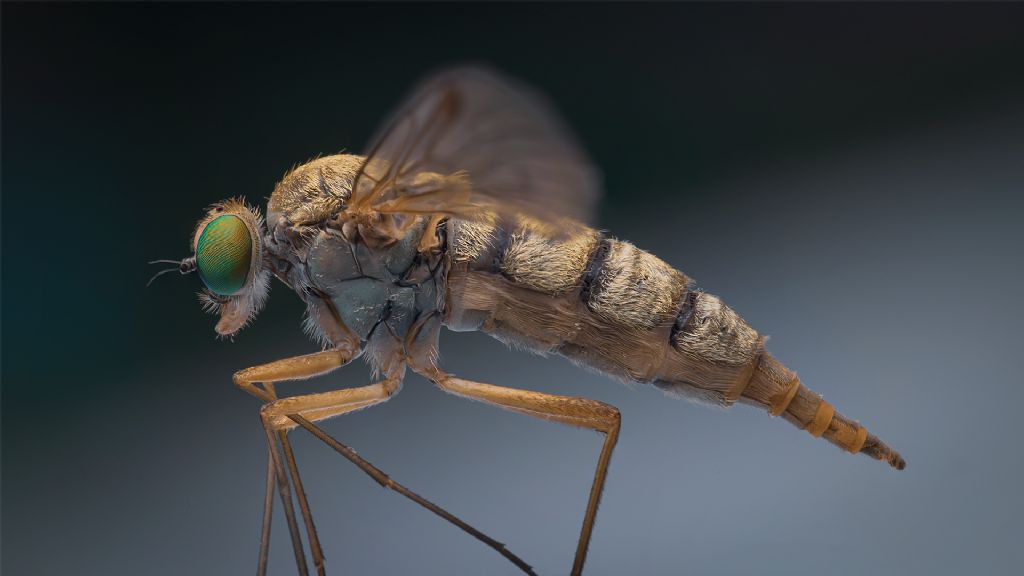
[169, 66, 904, 576]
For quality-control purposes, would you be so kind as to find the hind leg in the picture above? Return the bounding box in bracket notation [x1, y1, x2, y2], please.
[414, 365, 621, 576]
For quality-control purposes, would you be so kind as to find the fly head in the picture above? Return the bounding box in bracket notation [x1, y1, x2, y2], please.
[157, 197, 271, 338]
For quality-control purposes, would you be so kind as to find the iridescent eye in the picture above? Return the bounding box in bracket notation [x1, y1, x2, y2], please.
[196, 214, 252, 295]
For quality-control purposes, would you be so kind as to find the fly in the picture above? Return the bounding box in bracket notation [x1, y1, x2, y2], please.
[154, 66, 905, 576]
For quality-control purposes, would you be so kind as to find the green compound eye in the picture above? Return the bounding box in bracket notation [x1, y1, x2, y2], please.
[196, 214, 253, 295]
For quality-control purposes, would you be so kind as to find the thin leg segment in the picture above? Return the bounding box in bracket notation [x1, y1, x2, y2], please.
[279, 430, 326, 576]
[257, 450, 274, 576]
[265, 427, 310, 576]
[415, 366, 621, 576]
[261, 383, 328, 576]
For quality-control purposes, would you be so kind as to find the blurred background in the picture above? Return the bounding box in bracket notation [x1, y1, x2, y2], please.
[3, 3, 1023, 575]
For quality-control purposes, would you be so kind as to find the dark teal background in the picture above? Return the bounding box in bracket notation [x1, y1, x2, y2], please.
[3, 3, 1024, 575]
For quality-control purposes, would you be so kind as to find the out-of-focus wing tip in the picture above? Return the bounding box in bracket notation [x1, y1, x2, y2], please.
[353, 64, 603, 227]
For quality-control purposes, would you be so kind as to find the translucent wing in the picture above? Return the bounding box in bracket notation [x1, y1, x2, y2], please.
[350, 66, 601, 226]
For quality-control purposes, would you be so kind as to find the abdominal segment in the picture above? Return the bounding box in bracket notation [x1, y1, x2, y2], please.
[443, 217, 764, 407]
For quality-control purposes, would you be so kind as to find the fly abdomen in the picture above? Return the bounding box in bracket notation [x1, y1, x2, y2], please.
[443, 217, 904, 470]
[446, 216, 692, 378]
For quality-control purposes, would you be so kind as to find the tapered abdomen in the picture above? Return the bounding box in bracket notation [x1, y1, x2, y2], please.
[443, 217, 904, 470]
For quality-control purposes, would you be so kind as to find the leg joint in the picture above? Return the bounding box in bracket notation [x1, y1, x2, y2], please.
[381, 376, 402, 398]
[603, 404, 622, 433]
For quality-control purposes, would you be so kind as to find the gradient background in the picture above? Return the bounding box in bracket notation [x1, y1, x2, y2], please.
[4, 3, 1023, 575]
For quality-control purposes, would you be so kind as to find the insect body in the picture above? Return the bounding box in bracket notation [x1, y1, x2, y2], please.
[162, 68, 904, 576]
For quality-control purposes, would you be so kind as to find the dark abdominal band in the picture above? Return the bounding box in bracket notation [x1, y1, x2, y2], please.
[489, 226, 511, 275]
[668, 291, 699, 346]
[578, 235, 612, 302]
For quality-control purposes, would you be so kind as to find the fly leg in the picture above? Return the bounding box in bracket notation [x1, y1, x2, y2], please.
[234, 350, 536, 575]
[260, 385, 538, 575]
[414, 365, 621, 576]
[263, 424, 310, 576]
[257, 448, 274, 576]
[262, 378, 402, 576]
[235, 348, 361, 576]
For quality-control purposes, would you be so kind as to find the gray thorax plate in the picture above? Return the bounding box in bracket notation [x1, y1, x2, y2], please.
[304, 221, 434, 342]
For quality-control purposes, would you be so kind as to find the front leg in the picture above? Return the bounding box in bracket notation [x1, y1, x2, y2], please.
[234, 346, 361, 576]
[233, 347, 359, 404]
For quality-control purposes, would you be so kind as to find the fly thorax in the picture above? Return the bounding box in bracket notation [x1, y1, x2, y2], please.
[301, 217, 440, 344]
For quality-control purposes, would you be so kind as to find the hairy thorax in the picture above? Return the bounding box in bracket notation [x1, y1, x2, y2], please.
[263, 154, 445, 357]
